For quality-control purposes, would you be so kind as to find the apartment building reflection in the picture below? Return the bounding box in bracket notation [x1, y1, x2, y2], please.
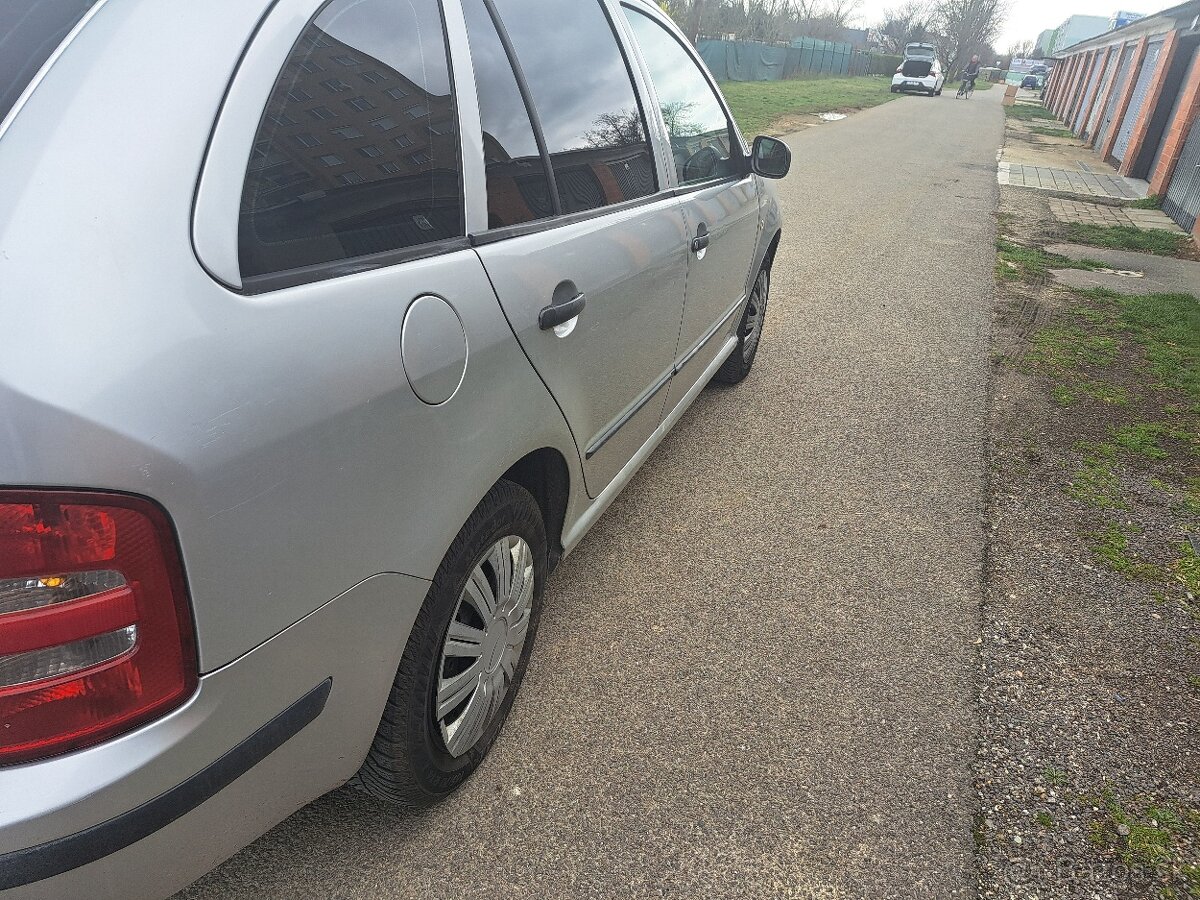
[241, 26, 461, 274]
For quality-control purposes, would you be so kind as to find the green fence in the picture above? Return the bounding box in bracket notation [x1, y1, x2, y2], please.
[698, 37, 902, 82]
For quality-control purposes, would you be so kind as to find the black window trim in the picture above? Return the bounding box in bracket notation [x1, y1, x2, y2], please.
[234, 0, 468, 294]
[466, 175, 743, 248]
[475, 0, 661, 232]
[242, 234, 473, 294]
[469, 188, 668, 246]
[478, 0, 562, 217]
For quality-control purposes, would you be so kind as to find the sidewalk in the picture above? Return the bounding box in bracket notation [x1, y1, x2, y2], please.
[997, 108, 1149, 201]
[997, 161, 1142, 199]
[1048, 198, 1182, 231]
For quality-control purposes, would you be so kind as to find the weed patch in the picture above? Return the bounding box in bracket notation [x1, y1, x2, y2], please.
[1086, 523, 1158, 577]
[1129, 195, 1163, 210]
[1174, 541, 1200, 594]
[1065, 224, 1190, 257]
[997, 239, 1103, 283]
[1004, 104, 1058, 122]
[1110, 291, 1200, 406]
[1028, 125, 1075, 139]
[1067, 443, 1125, 509]
[1052, 378, 1131, 407]
[1112, 423, 1171, 459]
[1028, 326, 1118, 372]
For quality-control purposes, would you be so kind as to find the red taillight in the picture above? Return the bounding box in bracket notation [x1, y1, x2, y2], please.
[0, 492, 197, 765]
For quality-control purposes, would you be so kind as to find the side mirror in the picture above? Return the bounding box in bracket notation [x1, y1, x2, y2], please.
[751, 135, 791, 179]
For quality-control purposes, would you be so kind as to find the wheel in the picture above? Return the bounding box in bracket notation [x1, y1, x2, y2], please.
[890, 86, 898, 93]
[714, 260, 770, 385]
[353, 480, 546, 805]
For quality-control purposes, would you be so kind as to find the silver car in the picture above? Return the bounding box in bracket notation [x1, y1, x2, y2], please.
[0, 0, 787, 896]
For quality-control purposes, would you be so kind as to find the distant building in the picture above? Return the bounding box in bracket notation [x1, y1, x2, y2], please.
[1048, 15, 1111, 55]
[1109, 10, 1145, 29]
[1033, 28, 1056, 57]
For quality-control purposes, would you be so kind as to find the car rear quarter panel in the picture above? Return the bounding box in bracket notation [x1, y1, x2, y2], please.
[0, 0, 581, 672]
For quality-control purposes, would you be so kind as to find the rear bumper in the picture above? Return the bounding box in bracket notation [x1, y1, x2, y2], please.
[0, 571, 429, 900]
[891, 75, 937, 92]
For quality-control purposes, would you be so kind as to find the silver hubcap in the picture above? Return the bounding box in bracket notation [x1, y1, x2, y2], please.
[436, 536, 534, 757]
[743, 268, 768, 361]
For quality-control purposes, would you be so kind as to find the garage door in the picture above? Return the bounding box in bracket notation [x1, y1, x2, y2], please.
[1083, 50, 1119, 141]
[1074, 53, 1105, 133]
[1113, 38, 1166, 163]
[1162, 113, 1200, 231]
[1070, 52, 1099, 124]
[1096, 44, 1136, 151]
[1149, 45, 1200, 175]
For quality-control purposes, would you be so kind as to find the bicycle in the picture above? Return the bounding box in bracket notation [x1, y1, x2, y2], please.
[956, 74, 976, 99]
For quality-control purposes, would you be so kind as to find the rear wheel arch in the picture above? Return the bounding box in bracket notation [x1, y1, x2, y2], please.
[500, 448, 571, 572]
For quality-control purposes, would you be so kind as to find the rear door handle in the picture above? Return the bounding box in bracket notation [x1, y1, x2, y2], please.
[691, 222, 710, 256]
[538, 292, 586, 330]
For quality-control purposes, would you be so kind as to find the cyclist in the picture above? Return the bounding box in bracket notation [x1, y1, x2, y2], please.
[961, 54, 981, 93]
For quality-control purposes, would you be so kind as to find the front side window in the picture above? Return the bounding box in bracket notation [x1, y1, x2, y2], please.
[238, 0, 462, 281]
[623, 7, 739, 187]
[490, 0, 656, 214]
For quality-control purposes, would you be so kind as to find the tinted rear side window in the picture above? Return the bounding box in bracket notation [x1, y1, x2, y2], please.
[461, 0, 553, 228]
[490, 0, 655, 214]
[0, 1, 100, 124]
[239, 0, 462, 281]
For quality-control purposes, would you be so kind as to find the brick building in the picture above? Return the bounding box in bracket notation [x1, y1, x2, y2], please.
[1043, 0, 1200, 235]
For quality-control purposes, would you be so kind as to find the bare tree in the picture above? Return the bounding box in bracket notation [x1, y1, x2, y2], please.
[876, 1, 934, 54]
[582, 110, 646, 148]
[932, 0, 1008, 79]
[665, 0, 868, 44]
[1006, 39, 1034, 60]
[684, 0, 707, 42]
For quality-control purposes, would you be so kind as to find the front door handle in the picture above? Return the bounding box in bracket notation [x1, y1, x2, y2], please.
[538, 292, 586, 330]
[691, 222, 710, 256]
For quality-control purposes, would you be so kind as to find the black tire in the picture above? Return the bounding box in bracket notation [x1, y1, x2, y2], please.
[353, 480, 546, 806]
[714, 260, 771, 385]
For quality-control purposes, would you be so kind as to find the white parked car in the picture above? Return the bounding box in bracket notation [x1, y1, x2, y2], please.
[891, 48, 944, 96]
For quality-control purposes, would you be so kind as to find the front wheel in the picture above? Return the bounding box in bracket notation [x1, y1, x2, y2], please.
[714, 261, 770, 385]
[353, 480, 546, 805]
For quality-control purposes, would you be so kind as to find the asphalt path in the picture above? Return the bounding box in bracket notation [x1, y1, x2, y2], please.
[179, 85, 1005, 900]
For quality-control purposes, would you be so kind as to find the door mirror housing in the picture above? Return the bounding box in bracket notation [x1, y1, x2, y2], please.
[750, 136, 791, 179]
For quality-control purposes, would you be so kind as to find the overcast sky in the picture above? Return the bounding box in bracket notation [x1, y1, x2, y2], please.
[848, 0, 1162, 52]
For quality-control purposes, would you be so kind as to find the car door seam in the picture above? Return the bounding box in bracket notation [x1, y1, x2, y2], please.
[470, 249, 584, 468]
